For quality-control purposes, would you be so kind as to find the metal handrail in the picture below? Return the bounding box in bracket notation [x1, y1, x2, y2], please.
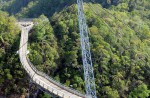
[25, 56, 85, 98]
[20, 55, 72, 97]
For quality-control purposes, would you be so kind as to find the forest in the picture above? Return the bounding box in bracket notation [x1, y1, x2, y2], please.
[0, 0, 150, 98]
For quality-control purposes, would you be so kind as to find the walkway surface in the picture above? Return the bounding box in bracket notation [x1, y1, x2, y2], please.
[18, 21, 85, 98]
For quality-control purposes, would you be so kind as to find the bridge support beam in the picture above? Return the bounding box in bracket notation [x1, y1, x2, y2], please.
[28, 80, 39, 98]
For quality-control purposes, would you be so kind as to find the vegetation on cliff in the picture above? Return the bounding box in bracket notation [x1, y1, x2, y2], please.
[0, 0, 149, 97]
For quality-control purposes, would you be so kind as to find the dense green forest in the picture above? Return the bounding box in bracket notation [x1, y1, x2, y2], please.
[0, 0, 150, 98]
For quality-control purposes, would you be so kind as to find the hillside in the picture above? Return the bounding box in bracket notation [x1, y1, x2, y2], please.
[0, 0, 150, 98]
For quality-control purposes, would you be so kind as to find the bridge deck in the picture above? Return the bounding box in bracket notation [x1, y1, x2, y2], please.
[18, 21, 85, 98]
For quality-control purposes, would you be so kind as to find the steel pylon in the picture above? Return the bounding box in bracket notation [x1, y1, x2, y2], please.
[77, 0, 97, 98]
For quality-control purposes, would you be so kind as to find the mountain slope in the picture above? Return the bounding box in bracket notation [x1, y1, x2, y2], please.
[0, 0, 149, 98]
[49, 4, 150, 97]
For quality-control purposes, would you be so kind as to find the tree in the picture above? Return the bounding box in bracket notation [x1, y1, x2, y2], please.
[103, 86, 120, 98]
[129, 83, 150, 98]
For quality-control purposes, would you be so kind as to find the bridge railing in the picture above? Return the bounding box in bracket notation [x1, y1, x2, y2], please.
[25, 55, 86, 98]
[17, 18, 34, 22]
[20, 55, 68, 97]
[33, 77, 69, 98]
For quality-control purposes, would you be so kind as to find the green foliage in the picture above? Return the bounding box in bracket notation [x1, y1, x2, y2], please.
[50, 3, 150, 98]
[103, 86, 119, 98]
[29, 15, 59, 75]
[129, 83, 150, 98]
[0, 0, 150, 98]
[42, 93, 50, 98]
[0, 11, 27, 95]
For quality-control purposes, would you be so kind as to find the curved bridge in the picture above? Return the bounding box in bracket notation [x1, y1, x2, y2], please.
[18, 21, 85, 98]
